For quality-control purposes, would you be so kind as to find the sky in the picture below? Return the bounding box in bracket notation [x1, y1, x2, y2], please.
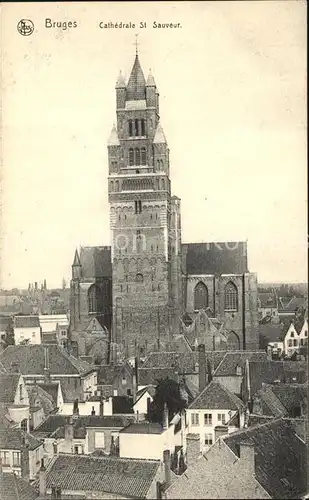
[1, 1, 307, 289]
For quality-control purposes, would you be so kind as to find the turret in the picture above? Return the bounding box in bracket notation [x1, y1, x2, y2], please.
[115, 71, 126, 109]
[146, 70, 156, 107]
[72, 249, 82, 280]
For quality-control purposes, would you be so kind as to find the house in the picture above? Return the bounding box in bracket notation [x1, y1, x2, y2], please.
[0, 345, 97, 403]
[119, 407, 186, 462]
[0, 372, 30, 431]
[55, 322, 69, 347]
[258, 291, 279, 322]
[278, 296, 307, 319]
[164, 418, 307, 499]
[283, 319, 308, 358]
[242, 359, 307, 404]
[13, 316, 41, 345]
[186, 381, 245, 452]
[27, 384, 58, 431]
[97, 361, 134, 397]
[0, 428, 44, 481]
[37, 452, 171, 499]
[0, 468, 38, 500]
[251, 383, 307, 420]
[212, 351, 268, 396]
[133, 386, 156, 417]
[33, 413, 136, 460]
[38, 314, 69, 335]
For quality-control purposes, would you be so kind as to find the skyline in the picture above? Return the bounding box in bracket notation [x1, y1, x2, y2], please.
[1, 1, 307, 288]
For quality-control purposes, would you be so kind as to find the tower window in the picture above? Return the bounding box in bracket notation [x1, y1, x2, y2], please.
[141, 119, 146, 136]
[138, 200, 142, 213]
[88, 285, 103, 314]
[135, 201, 138, 214]
[224, 282, 238, 311]
[115, 180, 119, 192]
[141, 148, 146, 165]
[136, 273, 143, 283]
[134, 119, 139, 136]
[128, 120, 133, 137]
[135, 148, 141, 166]
[194, 282, 209, 311]
[129, 148, 134, 166]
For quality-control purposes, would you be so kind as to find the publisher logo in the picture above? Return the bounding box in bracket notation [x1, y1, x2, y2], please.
[17, 19, 34, 36]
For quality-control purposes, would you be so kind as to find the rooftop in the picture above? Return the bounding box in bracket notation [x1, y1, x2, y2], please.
[14, 315, 40, 328]
[182, 241, 248, 275]
[189, 381, 245, 411]
[120, 422, 164, 434]
[214, 351, 268, 377]
[0, 373, 20, 403]
[0, 428, 42, 451]
[45, 453, 161, 498]
[0, 471, 38, 500]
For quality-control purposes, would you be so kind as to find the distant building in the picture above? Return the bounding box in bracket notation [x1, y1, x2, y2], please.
[0, 372, 30, 432]
[258, 290, 279, 323]
[13, 316, 41, 345]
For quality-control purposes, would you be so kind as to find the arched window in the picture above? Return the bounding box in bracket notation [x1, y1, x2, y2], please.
[110, 181, 114, 192]
[136, 273, 143, 283]
[134, 119, 139, 136]
[115, 180, 119, 192]
[161, 178, 165, 190]
[224, 282, 238, 311]
[128, 120, 133, 137]
[141, 148, 146, 165]
[141, 119, 146, 136]
[88, 285, 103, 313]
[129, 148, 134, 166]
[135, 148, 141, 166]
[227, 331, 240, 350]
[194, 282, 209, 311]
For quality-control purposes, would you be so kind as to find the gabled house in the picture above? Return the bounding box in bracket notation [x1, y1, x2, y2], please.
[283, 319, 308, 358]
[13, 316, 41, 345]
[186, 381, 245, 453]
[0, 373, 30, 432]
[0, 428, 44, 481]
[164, 418, 307, 499]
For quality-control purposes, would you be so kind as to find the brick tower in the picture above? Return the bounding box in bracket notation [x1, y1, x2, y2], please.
[108, 52, 182, 358]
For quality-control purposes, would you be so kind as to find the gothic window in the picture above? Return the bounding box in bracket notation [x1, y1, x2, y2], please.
[161, 178, 165, 190]
[134, 119, 139, 136]
[129, 148, 134, 166]
[110, 181, 114, 192]
[88, 285, 103, 314]
[141, 119, 146, 136]
[135, 148, 141, 166]
[136, 273, 143, 283]
[194, 282, 209, 311]
[224, 282, 238, 311]
[141, 147, 146, 165]
[115, 180, 119, 192]
[128, 120, 133, 137]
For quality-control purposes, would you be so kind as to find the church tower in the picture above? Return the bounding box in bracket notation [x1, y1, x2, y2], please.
[108, 51, 182, 357]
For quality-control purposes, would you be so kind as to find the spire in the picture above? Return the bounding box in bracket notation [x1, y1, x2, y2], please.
[153, 122, 167, 144]
[146, 69, 156, 87]
[72, 249, 81, 267]
[108, 124, 120, 146]
[126, 55, 146, 100]
[115, 70, 126, 89]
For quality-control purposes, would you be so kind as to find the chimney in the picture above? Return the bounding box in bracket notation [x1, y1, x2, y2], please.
[64, 417, 74, 441]
[239, 440, 255, 475]
[39, 459, 46, 497]
[163, 449, 172, 489]
[214, 425, 229, 441]
[99, 396, 104, 417]
[72, 399, 79, 420]
[44, 347, 50, 382]
[162, 403, 169, 431]
[21, 436, 30, 480]
[198, 344, 207, 392]
[186, 433, 200, 467]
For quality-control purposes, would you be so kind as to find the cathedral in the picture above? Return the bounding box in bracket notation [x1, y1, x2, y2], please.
[70, 51, 259, 361]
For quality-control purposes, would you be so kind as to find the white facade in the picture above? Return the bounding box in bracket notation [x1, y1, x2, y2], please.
[186, 408, 243, 452]
[58, 398, 113, 416]
[133, 389, 154, 416]
[39, 314, 69, 333]
[14, 325, 41, 345]
[82, 371, 98, 399]
[283, 320, 308, 357]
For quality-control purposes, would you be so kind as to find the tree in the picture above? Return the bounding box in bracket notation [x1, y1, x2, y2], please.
[148, 377, 187, 424]
[3, 324, 15, 348]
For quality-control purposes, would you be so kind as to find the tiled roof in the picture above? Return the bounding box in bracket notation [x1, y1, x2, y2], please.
[79, 246, 112, 279]
[253, 385, 287, 417]
[27, 385, 55, 415]
[138, 368, 179, 386]
[142, 351, 198, 372]
[97, 363, 133, 385]
[258, 292, 277, 308]
[270, 383, 307, 415]
[248, 361, 307, 396]
[259, 323, 284, 343]
[0, 428, 42, 451]
[279, 297, 307, 313]
[182, 241, 248, 275]
[0, 403, 14, 429]
[0, 472, 38, 500]
[0, 345, 92, 376]
[37, 382, 59, 405]
[14, 315, 40, 328]
[120, 422, 163, 434]
[45, 454, 160, 498]
[189, 381, 245, 410]
[0, 373, 20, 403]
[214, 351, 268, 377]
[224, 418, 307, 499]
[126, 55, 146, 101]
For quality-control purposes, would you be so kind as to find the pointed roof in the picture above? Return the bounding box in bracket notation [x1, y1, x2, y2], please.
[153, 122, 167, 144]
[146, 70, 156, 87]
[188, 381, 245, 410]
[108, 124, 120, 146]
[72, 249, 81, 267]
[126, 55, 146, 100]
[115, 70, 126, 89]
